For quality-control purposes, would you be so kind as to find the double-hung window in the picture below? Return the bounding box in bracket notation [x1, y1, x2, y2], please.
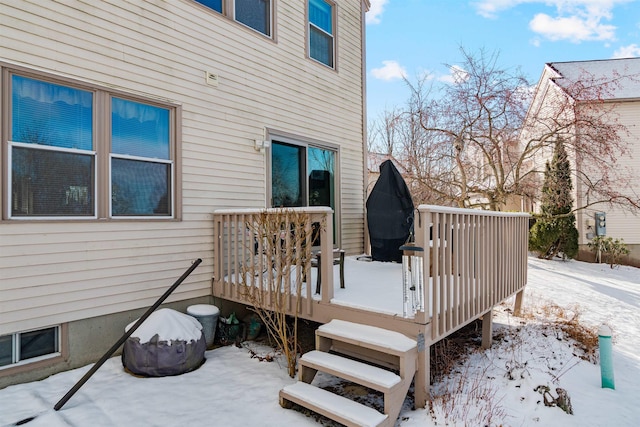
[193, 0, 272, 38]
[308, 0, 335, 68]
[10, 75, 96, 218]
[235, 0, 272, 37]
[110, 98, 172, 217]
[7, 73, 176, 220]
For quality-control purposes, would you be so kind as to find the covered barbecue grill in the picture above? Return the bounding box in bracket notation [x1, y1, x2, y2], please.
[366, 159, 414, 263]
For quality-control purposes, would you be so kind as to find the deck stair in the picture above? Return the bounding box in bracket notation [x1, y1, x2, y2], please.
[279, 319, 417, 427]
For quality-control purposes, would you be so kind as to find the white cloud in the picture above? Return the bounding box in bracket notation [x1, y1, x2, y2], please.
[473, 0, 632, 42]
[612, 43, 640, 58]
[438, 65, 470, 84]
[366, 0, 388, 25]
[473, 0, 528, 19]
[371, 60, 407, 81]
[529, 12, 616, 42]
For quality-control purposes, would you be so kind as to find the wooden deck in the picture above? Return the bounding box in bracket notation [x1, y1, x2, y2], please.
[212, 205, 529, 408]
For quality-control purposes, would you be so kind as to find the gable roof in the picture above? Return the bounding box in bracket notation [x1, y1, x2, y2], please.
[548, 57, 640, 100]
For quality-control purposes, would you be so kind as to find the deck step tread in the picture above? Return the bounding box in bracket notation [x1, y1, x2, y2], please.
[317, 320, 417, 353]
[280, 382, 388, 427]
[301, 350, 401, 390]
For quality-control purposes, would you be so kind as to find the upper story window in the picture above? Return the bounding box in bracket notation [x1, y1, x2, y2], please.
[235, 0, 271, 37]
[308, 0, 334, 68]
[193, 0, 272, 38]
[7, 73, 176, 220]
[194, 0, 222, 13]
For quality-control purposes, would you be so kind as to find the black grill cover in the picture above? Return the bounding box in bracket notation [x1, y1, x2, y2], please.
[367, 160, 414, 262]
[122, 333, 206, 377]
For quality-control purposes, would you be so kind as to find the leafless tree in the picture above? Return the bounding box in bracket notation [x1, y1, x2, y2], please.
[521, 63, 640, 212]
[368, 108, 401, 156]
[369, 47, 640, 213]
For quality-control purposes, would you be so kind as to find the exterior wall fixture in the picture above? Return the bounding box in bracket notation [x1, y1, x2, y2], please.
[400, 243, 424, 318]
[254, 139, 270, 153]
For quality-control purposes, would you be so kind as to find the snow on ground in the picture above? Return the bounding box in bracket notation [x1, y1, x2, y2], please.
[1, 256, 639, 427]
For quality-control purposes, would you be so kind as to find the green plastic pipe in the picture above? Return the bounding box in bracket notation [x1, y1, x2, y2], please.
[598, 325, 615, 390]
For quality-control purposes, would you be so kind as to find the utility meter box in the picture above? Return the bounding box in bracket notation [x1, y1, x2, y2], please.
[595, 212, 606, 236]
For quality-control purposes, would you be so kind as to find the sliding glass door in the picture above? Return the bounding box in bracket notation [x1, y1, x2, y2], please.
[271, 140, 337, 243]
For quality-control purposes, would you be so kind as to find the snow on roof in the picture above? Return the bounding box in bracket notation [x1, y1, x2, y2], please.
[125, 308, 203, 344]
[548, 57, 640, 100]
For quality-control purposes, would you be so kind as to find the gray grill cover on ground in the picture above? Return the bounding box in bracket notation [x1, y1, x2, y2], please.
[367, 159, 414, 262]
[122, 333, 206, 377]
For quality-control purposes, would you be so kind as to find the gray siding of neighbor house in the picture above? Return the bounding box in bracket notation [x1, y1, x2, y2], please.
[0, 0, 366, 345]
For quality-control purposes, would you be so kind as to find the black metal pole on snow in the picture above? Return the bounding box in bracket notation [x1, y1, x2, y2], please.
[52, 258, 203, 412]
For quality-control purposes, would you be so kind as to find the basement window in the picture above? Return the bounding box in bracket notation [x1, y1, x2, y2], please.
[0, 326, 61, 369]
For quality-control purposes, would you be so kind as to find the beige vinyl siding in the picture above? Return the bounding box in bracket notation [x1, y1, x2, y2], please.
[578, 100, 640, 245]
[0, 0, 366, 334]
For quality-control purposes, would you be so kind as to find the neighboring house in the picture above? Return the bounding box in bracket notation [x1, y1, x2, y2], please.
[0, 0, 369, 387]
[525, 58, 640, 266]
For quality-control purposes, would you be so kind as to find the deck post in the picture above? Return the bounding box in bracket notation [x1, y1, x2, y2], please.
[320, 210, 334, 303]
[513, 289, 524, 317]
[414, 339, 430, 409]
[481, 308, 493, 349]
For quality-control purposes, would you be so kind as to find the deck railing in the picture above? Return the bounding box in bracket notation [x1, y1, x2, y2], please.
[212, 205, 529, 341]
[413, 205, 529, 342]
[212, 207, 335, 318]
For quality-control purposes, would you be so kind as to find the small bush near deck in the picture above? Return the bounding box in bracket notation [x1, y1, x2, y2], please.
[587, 236, 630, 269]
[540, 302, 600, 363]
[240, 208, 322, 378]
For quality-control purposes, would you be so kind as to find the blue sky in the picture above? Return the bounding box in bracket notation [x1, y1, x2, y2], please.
[365, 0, 640, 121]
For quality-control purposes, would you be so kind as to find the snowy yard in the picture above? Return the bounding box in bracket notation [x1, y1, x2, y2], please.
[1, 256, 639, 426]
